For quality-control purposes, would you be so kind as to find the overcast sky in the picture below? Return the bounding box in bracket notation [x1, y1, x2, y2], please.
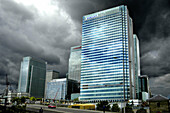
[0, 0, 170, 96]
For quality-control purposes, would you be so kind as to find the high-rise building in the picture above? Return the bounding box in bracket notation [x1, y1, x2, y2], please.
[18, 56, 46, 98]
[44, 70, 59, 99]
[133, 34, 141, 99]
[80, 5, 138, 102]
[68, 45, 81, 83]
[138, 75, 150, 101]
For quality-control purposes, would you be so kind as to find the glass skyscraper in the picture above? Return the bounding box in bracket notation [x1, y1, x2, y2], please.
[80, 5, 138, 101]
[68, 45, 81, 83]
[133, 34, 140, 98]
[18, 56, 46, 98]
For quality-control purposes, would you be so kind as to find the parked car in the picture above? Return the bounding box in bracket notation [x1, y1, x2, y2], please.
[48, 104, 56, 108]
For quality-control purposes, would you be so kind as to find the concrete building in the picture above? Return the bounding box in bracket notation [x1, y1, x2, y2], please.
[18, 56, 46, 98]
[147, 95, 169, 113]
[68, 45, 81, 83]
[80, 5, 139, 102]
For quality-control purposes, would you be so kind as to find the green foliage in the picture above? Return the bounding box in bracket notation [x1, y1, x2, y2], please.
[112, 103, 120, 112]
[30, 96, 36, 101]
[125, 104, 134, 113]
[73, 98, 79, 102]
[96, 101, 110, 111]
[5, 105, 26, 113]
[24, 96, 30, 99]
[11, 97, 20, 105]
[21, 96, 26, 104]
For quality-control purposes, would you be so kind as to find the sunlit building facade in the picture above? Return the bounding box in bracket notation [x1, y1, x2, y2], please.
[68, 45, 81, 83]
[18, 56, 46, 98]
[80, 5, 137, 101]
[46, 78, 67, 100]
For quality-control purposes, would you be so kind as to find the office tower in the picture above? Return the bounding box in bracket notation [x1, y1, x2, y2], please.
[66, 79, 80, 100]
[80, 5, 138, 101]
[18, 56, 46, 98]
[46, 78, 67, 100]
[68, 45, 81, 83]
[139, 75, 150, 101]
[133, 34, 141, 99]
[44, 70, 59, 99]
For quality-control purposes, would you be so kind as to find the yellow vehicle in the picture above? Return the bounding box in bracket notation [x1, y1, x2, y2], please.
[68, 104, 95, 110]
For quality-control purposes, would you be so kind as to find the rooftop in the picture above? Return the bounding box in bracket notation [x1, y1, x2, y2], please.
[147, 94, 169, 102]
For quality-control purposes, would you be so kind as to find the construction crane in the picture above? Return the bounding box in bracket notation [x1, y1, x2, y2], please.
[1, 74, 10, 109]
[53, 88, 60, 102]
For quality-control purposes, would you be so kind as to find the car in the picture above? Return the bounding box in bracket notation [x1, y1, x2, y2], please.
[48, 104, 56, 108]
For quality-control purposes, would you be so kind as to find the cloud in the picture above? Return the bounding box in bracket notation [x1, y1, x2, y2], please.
[0, 0, 81, 93]
[149, 74, 170, 96]
[0, 0, 170, 96]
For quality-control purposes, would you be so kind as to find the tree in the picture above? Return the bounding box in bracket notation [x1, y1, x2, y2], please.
[112, 103, 120, 112]
[21, 96, 26, 104]
[125, 104, 134, 113]
[136, 108, 147, 113]
[96, 101, 110, 111]
[30, 96, 36, 101]
[24, 96, 30, 99]
[11, 97, 20, 105]
[73, 98, 79, 102]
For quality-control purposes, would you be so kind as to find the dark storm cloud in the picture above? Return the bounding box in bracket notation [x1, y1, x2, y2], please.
[59, 0, 170, 77]
[139, 0, 170, 78]
[149, 74, 170, 96]
[58, 0, 170, 96]
[0, 0, 170, 96]
[0, 0, 35, 21]
[0, 0, 81, 92]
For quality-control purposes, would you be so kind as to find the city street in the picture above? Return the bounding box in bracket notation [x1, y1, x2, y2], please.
[26, 104, 115, 113]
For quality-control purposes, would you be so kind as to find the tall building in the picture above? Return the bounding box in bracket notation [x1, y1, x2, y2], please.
[68, 45, 81, 83]
[139, 75, 150, 101]
[44, 70, 59, 99]
[18, 56, 46, 98]
[133, 34, 141, 99]
[80, 5, 138, 101]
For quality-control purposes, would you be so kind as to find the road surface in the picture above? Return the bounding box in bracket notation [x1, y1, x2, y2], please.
[26, 104, 114, 113]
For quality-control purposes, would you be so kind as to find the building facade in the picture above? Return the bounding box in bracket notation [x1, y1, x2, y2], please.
[139, 75, 150, 101]
[18, 56, 46, 98]
[44, 70, 59, 99]
[68, 45, 81, 83]
[80, 5, 138, 101]
[133, 34, 141, 99]
[45, 78, 79, 100]
[46, 78, 67, 100]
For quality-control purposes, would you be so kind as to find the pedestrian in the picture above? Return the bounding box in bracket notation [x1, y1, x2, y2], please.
[39, 107, 43, 113]
[103, 105, 106, 113]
